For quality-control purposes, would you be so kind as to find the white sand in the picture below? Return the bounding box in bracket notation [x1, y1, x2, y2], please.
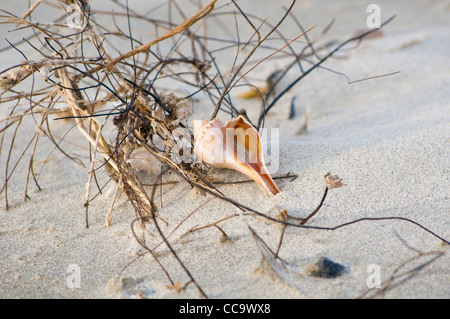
[0, 0, 449, 299]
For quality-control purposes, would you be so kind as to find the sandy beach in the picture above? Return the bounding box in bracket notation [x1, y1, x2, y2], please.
[0, 0, 449, 299]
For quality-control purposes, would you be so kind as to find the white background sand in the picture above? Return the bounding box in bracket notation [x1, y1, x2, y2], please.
[0, 0, 449, 299]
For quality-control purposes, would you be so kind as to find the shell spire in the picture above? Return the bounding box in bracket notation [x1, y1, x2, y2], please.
[193, 116, 280, 195]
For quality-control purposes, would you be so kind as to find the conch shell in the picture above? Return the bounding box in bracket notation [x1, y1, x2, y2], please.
[193, 116, 280, 195]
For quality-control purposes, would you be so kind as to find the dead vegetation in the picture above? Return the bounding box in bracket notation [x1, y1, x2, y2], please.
[0, 0, 447, 298]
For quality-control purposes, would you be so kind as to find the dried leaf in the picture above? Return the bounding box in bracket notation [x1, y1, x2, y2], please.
[248, 225, 289, 274]
[160, 92, 193, 127]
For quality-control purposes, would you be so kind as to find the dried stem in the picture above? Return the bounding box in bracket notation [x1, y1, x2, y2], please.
[0, 1, 446, 300]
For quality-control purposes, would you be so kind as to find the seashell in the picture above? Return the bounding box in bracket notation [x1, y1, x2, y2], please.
[193, 115, 280, 195]
[237, 85, 268, 99]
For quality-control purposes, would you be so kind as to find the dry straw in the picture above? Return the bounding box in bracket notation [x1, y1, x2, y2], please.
[0, 0, 447, 298]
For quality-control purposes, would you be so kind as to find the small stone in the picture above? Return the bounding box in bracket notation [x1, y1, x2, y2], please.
[308, 257, 348, 279]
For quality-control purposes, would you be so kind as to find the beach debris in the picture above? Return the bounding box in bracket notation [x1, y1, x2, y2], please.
[291, 172, 344, 225]
[0, 65, 34, 90]
[4, 0, 441, 300]
[274, 206, 289, 258]
[390, 36, 424, 51]
[237, 84, 268, 99]
[290, 95, 310, 135]
[126, 147, 161, 175]
[193, 115, 280, 195]
[159, 92, 193, 127]
[265, 69, 285, 99]
[237, 69, 283, 100]
[324, 172, 344, 189]
[249, 225, 291, 278]
[306, 257, 348, 279]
